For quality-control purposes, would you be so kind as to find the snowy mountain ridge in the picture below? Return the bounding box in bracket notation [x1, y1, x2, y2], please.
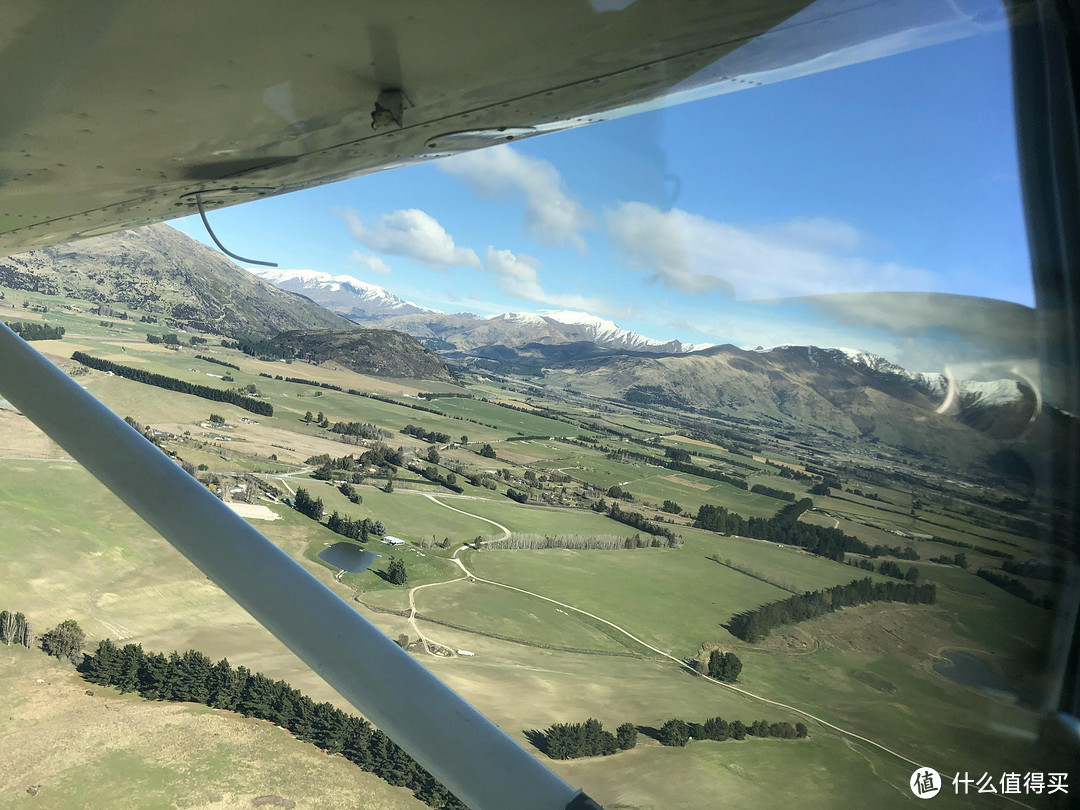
[486, 310, 714, 353]
[249, 268, 439, 316]
[744, 344, 1030, 410]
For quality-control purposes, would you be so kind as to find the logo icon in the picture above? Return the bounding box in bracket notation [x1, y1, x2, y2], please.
[911, 768, 941, 799]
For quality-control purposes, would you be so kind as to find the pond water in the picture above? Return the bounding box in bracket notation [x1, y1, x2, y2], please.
[933, 650, 1032, 702]
[318, 542, 378, 573]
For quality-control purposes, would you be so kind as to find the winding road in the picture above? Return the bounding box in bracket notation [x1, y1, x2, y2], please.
[401, 495, 511, 656]
[417, 495, 1033, 807]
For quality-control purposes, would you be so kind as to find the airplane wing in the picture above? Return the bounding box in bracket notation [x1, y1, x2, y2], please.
[0, 0, 1006, 257]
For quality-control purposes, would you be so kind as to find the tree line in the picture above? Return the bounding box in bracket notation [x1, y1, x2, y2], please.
[81, 639, 464, 808]
[847, 558, 920, 583]
[284, 375, 344, 391]
[541, 711, 806, 757]
[542, 718, 637, 759]
[658, 716, 807, 747]
[593, 500, 678, 544]
[330, 421, 388, 441]
[402, 424, 452, 444]
[730, 577, 937, 642]
[195, 354, 240, 370]
[418, 392, 474, 400]
[6, 321, 65, 341]
[693, 499, 919, 564]
[421, 465, 463, 493]
[483, 533, 664, 550]
[929, 552, 969, 568]
[769, 461, 817, 483]
[1001, 558, 1062, 583]
[338, 481, 363, 504]
[926, 533, 1013, 560]
[145, 333, 181, 345]
[976, 568, 1053, 609]
[665, 459, 748, 490]
[750, 483, 796, 501]
[308, 446, 405, 474]
[71, 352, 273, 417]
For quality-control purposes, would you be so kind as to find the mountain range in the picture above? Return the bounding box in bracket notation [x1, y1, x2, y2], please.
[250, 266, 1042, 453]
[0, 225, 1042, 462]
[249, 268, 711, 354]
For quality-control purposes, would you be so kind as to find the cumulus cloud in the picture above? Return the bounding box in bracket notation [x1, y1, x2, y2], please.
[605, 203, 939, 299]
[440, 145, 593, 252]
[343, 208, 480, 270]
[482, 246, 615, 314]
[349, 252, 392, 275]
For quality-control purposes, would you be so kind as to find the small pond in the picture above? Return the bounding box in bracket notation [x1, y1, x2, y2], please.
[318, 542, 377, 573]
[933, 650, 1033, 703]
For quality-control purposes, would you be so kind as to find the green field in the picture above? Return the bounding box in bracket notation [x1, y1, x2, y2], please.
[426, 497, 653, 539]
[413, 579, 637, 653]
[462, 542, 788, 657]
[427, 397, 588, 438]
[1, 304, 1067, 810]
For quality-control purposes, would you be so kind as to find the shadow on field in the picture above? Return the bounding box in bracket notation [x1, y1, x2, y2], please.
[523, 728, 548, 753]
[719, 616, 744, 639]
[635, 724, 662, 742]
[370, 569, 393, 584]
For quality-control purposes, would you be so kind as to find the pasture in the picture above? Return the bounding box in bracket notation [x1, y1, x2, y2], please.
[0, 650, 425, 810]
[0, 308, 1063, 810]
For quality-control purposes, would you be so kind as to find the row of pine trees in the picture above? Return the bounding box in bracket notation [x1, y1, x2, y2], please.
[658, 716, 808, 746]
[71, 352, 273, 416]
[81, 639, 465, 809]
[541, 713, 806, 758]
[542, 718, 637, 759]
[730, 577, 937, 642]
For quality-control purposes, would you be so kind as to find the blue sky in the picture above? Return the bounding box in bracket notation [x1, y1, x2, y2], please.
[171, 9, 1031, 374]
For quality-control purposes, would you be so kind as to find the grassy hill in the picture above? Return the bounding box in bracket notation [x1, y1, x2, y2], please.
[260, 328, 452, 381]
[0, 649, 424, 810]
[0, 224, 351, 339]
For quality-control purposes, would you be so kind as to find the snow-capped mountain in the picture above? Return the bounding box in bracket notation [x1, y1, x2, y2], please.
[486, 310, 714, 354]
[745, 344, 1034, 418]
[251, 268, 712, 355]
[913, 374, 1033, 410]
[744, 345, 909, 375]
[824, 348, 1032, 412]
[248, 268, 439, 317]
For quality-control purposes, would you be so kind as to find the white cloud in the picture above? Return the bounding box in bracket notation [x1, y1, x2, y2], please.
[605, 203, 938, 299]
[441, 145, 593, 252]
[343, 208, 480, 270]
[482, 246, 616, 314]
[349, 252, 392, 275]
[485, 247, 541, 284]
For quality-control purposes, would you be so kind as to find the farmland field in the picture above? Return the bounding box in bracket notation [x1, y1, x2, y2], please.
[0, 302, 1067, 810]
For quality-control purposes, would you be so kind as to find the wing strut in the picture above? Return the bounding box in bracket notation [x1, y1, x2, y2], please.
[0, 323, 600, 810]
